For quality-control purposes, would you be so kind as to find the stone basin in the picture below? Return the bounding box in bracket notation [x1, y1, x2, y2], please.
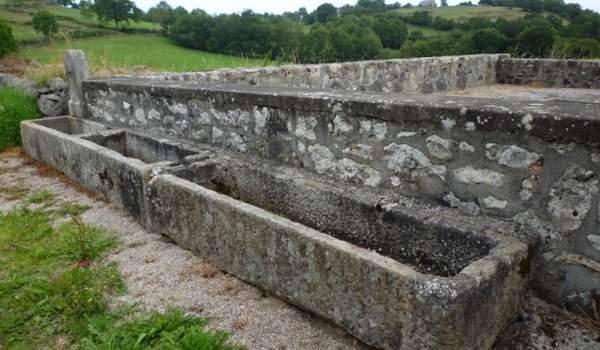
[21, 117, 531, 350]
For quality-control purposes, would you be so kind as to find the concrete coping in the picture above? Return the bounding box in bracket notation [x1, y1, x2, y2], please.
[84, 78, 600, 145]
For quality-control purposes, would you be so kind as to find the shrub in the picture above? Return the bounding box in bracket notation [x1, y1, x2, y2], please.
[0, 20, 18, 58]
[0, 87, 40, 148]
[32, 10, 59, 40]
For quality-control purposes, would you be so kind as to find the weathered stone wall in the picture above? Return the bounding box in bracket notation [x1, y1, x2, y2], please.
[82, 76, 600, 309]
[137, 54, 506, 94]
[496, 57, 600, 88]
[72, 51, 600, 313]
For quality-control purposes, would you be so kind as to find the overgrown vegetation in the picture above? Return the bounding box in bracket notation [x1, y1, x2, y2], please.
[0, 86, 39, 148]
[0, 186, 244, 349]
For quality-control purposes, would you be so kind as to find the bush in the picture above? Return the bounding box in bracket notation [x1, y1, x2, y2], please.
[32, 10, 59, 40]
[0, 20, 18, 58]
[0, 87, 40, 148]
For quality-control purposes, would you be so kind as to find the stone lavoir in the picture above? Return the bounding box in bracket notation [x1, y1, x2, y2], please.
[21, 51, 600, 349]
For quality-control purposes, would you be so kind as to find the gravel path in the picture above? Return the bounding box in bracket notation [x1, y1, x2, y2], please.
[2, 149, 599, 350]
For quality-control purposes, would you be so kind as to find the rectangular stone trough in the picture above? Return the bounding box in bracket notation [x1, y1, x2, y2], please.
[20, 117, 198, 221]
[21, 117, 531, 350]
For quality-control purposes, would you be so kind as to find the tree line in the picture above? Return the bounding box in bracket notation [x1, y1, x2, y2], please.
[146, 0, 600, 62]
[2, 0, 599, 63]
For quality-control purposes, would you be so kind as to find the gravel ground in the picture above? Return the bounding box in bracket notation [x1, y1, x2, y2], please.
[1, 149, 599, 349]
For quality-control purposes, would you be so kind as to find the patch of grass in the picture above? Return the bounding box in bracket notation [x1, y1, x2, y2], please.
[21, 36, 268, 75]
[80, 307, 242, 350]
[0, 86, 40, 148]
[395, 6, 531, 22]
[0, 202, 244, 349]
[27, 189, 55, 204]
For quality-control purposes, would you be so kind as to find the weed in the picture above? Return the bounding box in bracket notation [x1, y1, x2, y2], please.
[55, 202, 91, 216]
[79, 307, 243, 350]
[27, 189, 55, 204]
[65, 213, 116, 263]
[0, 86, 40, 147]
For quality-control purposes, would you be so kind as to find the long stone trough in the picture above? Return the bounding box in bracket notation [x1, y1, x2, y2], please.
[21, 116, 530, 349]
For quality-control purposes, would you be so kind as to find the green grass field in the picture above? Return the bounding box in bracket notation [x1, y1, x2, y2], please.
[21, 36, 268, 73]
[396, 6, 531, 22]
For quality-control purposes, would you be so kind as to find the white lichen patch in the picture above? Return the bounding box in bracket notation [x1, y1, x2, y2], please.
[441, 118, 456, 131]
[148, 109, 162, 121]
[459, 141, 475, 153]
[295, 116, 318, 141]
[486, 144, 542, 169]
[426, 135, 458, 161]
[383, 143, 446, 181]
[134, 109, 147, 124]
[464, 122, 476, 131]
[212, 127, 224, 140]
[308, 144, 336, 175]
[397, 131, 417, 138]
[521, 114, 534, 131]
[453, 166, 504, 187]
[330, 115, 354, 136]
[227, 133, 248, 153]
[482, 196, 508, 209]
[359, 120, 387, 141]
[253, 107, 269, 135]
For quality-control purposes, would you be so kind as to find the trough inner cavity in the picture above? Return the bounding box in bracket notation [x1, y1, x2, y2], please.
[84, 131, 197, 164]
[34, 116, 108, 135]
[168, 159, 495, 277]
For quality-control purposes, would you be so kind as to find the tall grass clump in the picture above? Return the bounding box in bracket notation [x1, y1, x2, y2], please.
[0, 86, 39, 148]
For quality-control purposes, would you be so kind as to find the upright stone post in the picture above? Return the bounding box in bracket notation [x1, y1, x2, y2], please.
[64, 50, 90, 118]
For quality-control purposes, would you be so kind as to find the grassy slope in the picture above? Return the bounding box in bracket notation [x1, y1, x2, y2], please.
[0, 0, 159, 43]
[395, 5, 530, 22]
[396, 6, 565, 37]
[21, 36, 267, 72]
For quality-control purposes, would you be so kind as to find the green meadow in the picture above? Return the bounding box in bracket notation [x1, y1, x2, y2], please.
[20, 36, 268, 73]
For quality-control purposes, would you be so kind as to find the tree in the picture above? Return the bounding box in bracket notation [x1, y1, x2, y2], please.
[32, 10, 59, 40]
[470, 28, 506, 53]
[146, 1, 175, 34]
[372, 13, 408, 49]
[441, 0, 448, 6]
[0, 20, 18, 58]
[82, 0, 143, 29]
[313, 3, 337, 24]
[517, 26, 558, 57]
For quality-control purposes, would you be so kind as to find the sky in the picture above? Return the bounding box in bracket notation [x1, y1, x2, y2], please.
[134, 1, 600, 15]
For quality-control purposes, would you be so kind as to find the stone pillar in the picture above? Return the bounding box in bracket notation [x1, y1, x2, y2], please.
[64, 50, 90, 118]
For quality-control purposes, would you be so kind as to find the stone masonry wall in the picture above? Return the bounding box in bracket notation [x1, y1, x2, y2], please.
[136, 54, 506, 94]
[496, 57, 600, 88]
[82, 76, 600, 309]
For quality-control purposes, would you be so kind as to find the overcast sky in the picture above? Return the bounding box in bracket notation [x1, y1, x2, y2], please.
[135, 1, 599, 15]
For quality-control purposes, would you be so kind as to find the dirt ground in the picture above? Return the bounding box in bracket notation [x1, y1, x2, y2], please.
[1, 148, 599, 349]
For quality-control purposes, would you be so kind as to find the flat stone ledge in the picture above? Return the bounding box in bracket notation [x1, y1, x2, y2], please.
[85, 78, 600, 145]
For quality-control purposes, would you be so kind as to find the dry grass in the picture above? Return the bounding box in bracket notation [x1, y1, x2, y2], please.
[524, 297, 600, 334]
[233, 316, 249, 330]
[221, 280, 239, 296]
[182, 262, 219, 279]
